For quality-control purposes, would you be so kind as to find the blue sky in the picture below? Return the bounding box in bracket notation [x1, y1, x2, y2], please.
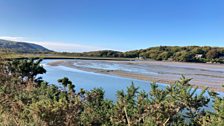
[0, 0, 224, 52]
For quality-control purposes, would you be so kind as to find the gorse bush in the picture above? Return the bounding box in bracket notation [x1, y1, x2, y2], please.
[0, 58, 224, 126]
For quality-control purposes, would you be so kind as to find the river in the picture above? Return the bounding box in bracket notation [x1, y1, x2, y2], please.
[40, 59, 224, 101]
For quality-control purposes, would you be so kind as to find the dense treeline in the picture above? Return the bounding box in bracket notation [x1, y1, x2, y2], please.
[52, 46, 224, 63]
[0, 58, 224, 125]
[129, 46, 224, 63]
[51, 50, 124, 58]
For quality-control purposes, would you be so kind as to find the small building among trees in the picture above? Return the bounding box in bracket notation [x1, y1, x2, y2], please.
[195, 54, 203, 58]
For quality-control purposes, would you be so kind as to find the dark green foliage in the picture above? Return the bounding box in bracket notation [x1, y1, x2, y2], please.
[124, 50, 140, 58]
[55, 46, 224, 63]
[199, 88, 224, 125]
[7, 58, 46, 83]
[58, 77, 73, 91]
[124, 46, 224, 63]
[81, 88, 113, 125]
[82, 50, 124, 57]
[206, 49, 220, 59]
[0, 59, 224, 125]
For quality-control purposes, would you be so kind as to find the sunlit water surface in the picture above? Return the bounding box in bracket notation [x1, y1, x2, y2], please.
[40, 60, 224, 103]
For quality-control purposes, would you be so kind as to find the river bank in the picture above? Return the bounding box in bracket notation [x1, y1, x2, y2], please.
[48, 59, 224, 92]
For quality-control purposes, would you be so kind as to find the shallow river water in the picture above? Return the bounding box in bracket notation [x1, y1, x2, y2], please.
[40, 60, 224, 101]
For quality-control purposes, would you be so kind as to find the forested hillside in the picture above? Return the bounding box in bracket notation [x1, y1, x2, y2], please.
[124, 46, 224, 63]
[54, 46, 224, 63]
[0, 39, 52, 53]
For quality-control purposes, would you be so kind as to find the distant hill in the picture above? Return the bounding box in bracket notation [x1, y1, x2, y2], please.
[0, 39, 52, 53]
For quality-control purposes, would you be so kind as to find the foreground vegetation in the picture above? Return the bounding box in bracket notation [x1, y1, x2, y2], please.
[0, 58, 224, 126]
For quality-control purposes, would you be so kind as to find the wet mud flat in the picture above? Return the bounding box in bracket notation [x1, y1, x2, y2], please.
[48, 60, 224, 91]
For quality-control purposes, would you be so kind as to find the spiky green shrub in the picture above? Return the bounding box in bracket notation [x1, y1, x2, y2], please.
[111, 76, 210, 126]
[0, 58, 223, 126]
[199, 86, 224, 126]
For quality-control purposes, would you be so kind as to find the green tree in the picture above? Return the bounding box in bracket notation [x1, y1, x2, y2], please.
[7, 58, 46, 83]
[206, 49, 220, 59]
[174, 51, 195, 62]
[199, 86, 224, 125]
[157, 51, 172, 60]
[58, 77, 73, 91]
